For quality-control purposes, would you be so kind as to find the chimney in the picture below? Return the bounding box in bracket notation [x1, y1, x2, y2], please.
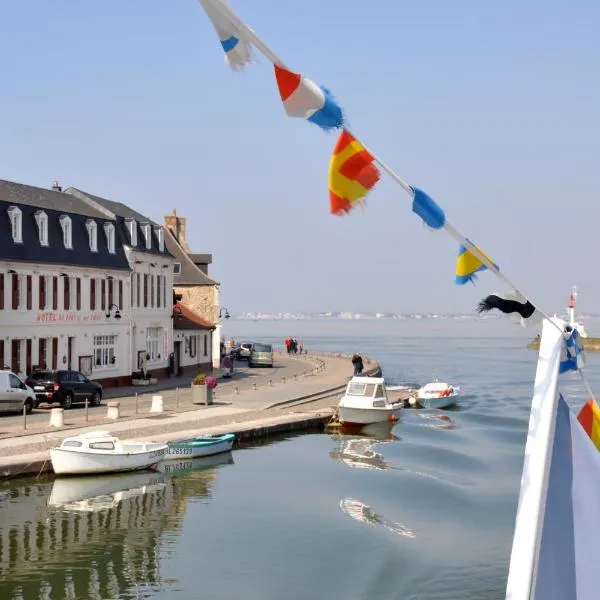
[52, 181, 62, 192]
[164, 209, 189, 249]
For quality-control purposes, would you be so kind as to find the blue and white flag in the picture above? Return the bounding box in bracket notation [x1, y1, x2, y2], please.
[534, 395, 600, 599]
[560, 328, 585, 373]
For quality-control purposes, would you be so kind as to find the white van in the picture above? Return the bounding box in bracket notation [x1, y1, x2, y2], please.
[0, 370, 36, 414]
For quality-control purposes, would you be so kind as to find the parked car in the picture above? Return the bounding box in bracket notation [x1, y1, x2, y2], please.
[26, 370, 103, 409]
[231, 342, 253, 361]
[248, 343, 274, 368]
[0, 370, 36, 414]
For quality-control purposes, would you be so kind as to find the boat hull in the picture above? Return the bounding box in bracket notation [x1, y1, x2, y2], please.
[417, 397, 458, 409]
[165, 434, 235, 460]
[50, 445, 167, 476]
[338, 406, 402, 425]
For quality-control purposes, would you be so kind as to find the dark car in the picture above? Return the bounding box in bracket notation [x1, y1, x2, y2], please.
[26, 370, 103, 409]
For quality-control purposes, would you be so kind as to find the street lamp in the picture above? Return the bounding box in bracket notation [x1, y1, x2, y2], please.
[219, 307, 231, 320]
[106, 303, 122, 320]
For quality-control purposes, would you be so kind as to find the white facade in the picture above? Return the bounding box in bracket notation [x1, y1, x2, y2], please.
[126, 247, 174, 376]
[173, 328, 213, 372]
[0, 261, 131, 381]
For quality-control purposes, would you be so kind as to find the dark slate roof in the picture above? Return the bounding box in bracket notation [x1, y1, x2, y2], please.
[0, 179, 109, 219]
[164, 227, 218, 286]
[173, 302, 215, 330]
[0, 199, 130, 271]
[66, 187, 172, 257]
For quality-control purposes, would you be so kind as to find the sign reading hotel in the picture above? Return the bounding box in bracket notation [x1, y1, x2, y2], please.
[36, 312, 103, 323]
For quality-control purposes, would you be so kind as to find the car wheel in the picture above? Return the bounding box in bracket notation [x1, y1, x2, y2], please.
[248, 362, 253, 368]
[24, 399, 33, 415]
[62, 393, 74, 410]
[91, 391, 102, 407]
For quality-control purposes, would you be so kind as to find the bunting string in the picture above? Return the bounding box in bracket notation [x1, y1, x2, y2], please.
[198, 0, 564, 337]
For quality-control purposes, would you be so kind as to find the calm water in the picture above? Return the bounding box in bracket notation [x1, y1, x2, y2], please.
[2, 318, 599, 600]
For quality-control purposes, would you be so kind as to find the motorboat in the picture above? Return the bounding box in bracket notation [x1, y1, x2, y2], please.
[49, 431, 168, 476]
[156, 452, 234, 476]
[164, 433, 235, 460]
[337, 376, 403, 425]
[415, 380, 459, 409]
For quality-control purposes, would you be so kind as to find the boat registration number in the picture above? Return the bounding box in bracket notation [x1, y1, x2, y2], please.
[170, 447, 193, 456]
[149, 448, 166, 459]
[163, 460, 193, 473]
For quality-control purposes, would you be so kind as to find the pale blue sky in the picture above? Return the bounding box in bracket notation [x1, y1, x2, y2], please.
[2, 1, 598, 315]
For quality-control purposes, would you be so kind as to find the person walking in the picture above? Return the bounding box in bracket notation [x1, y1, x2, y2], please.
[351, 352, 364, 375]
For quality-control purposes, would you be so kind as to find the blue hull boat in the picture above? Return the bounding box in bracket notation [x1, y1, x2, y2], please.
[165, 433, 235, 460]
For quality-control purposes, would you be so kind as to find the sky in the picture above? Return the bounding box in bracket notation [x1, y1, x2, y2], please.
[1, 1, 599, 315]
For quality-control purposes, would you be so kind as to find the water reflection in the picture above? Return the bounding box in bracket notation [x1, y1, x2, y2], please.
[339, 498, 416, 539]
[0, 455, 234, 600]
[329, 421, 397, 472]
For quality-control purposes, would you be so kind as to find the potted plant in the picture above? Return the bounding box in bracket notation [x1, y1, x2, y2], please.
[192, 373, 217, 405]
[131, 370, 150, 386]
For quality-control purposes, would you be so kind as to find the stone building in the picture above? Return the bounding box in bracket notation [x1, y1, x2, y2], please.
[163, 210, 222, 368]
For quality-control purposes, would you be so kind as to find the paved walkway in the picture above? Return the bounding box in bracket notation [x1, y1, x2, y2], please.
[0, 352, 380, 477]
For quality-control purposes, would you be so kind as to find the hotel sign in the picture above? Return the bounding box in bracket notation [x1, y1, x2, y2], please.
[36, 312, 103, 323]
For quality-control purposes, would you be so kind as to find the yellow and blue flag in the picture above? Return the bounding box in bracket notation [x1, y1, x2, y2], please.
[455, 242, 496, 285]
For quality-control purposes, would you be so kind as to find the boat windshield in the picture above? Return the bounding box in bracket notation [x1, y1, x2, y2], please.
[347, 382, 376, 397]
[374, 385, 385, 398]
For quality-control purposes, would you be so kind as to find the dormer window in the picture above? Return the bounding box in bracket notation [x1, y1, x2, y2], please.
[141, 223, 151, 250]
[7, 206, 22, 244]
[127, 219, 137, 246]
[156, 227, 164, 252]
[104, 222, 115, 254]
[59, 215, 73, 249]
[35, 210, 49, 246]
[86, 219, 98, 252]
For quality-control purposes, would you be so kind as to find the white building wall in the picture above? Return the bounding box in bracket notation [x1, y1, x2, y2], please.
[126, 248, 175, 376]
[173, 328, 213, 372]
[0, 261, 130, 382]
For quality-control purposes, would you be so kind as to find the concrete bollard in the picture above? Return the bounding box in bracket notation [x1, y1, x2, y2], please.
[252, 382, 257, 391]
[268, 378, 272, 387]
[294, 374, 298, 381]
[234, 385, 239, 395]
[49, 408, 64, 427]
[150, 395, 164, 413]
[106, 401, 121, 420]
[281, 376, 286, 384]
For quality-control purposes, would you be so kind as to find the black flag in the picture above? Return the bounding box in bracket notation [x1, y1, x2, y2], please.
[476, 292, 541, 326]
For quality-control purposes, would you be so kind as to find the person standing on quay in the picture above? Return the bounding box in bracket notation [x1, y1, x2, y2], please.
[351, 352, 364, 375]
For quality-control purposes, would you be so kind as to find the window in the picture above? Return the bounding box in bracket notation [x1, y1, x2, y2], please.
[0, 274, 4, 310]
[38, 339, 46, 368]
[157, 275, 161, 308]
[162, 276, 166, 308]
[89, 441, 115, 451]
[90, 279, 96, 310]
[146, 327, 162, 361]
[59, 215, 72, 249]
[118, 280, 123, 310]
[101, 280, 106, 311]
[173, 263, 181, 275]
[150, 275, 154, 307]
[76, 278, 81, 310]
[86, 219, 98, 252]
[143, 274, 148, 308]
[52, 276, 58, 310]
[156, 227, 164, 252]
[189, 335, 197, 358]
[141, 223, 151, 249]
[108, 278, 114, 307]
[9, 374, 23, 389]
[63, 277, 71, 310]
[136, 273, 141, 308]
[104, 222, 115, 254]
[7, 206, 22, 244]
[26, 275, 32, 310]
[35, 211, 49, 246]
[39, 276, 46, 309]
[62, 440, 83, 448]
[126, 219, 137, 246]
[93, 335, 116, 369]
[11, 273, 19, 310]
[204, 334, 208, 357]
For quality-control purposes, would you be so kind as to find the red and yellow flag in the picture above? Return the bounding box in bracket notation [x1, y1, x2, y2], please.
[328, 131, 380, 215]
[577, 398, 600, 451]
